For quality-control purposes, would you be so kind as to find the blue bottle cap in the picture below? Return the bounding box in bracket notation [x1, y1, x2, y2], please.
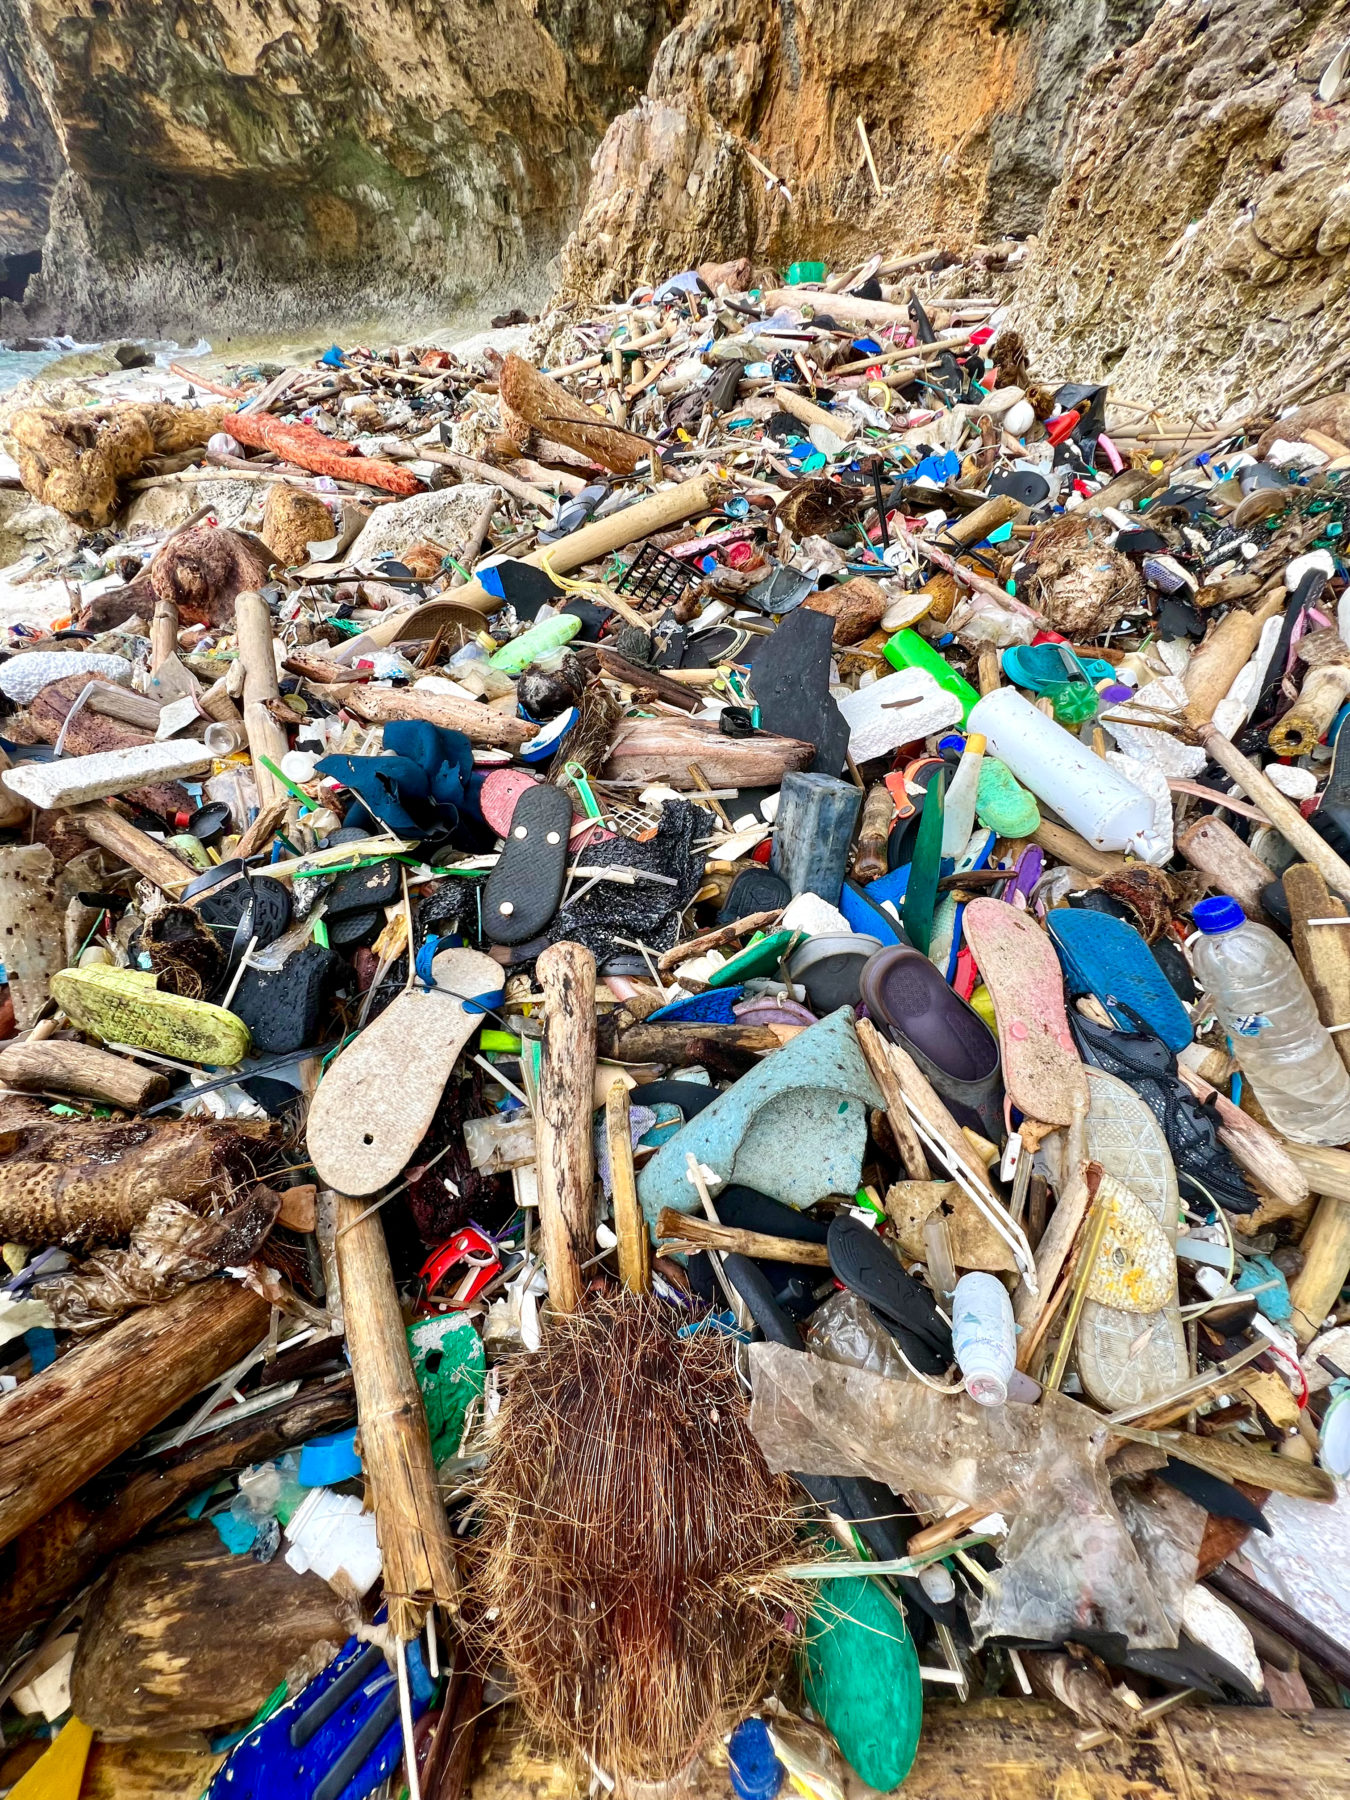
[1193, 896, 1245, 934]
[728, 1718, 784, 1800]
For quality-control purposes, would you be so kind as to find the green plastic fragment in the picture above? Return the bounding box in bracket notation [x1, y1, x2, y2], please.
[407, 1312, 486, 1465]
[902, 766, 944, 955]
[802, 1575, 923, 1791]
[707, 929, 798, 987]
[975, 757, 1040, 837]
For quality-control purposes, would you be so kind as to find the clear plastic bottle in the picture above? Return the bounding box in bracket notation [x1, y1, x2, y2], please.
[950, 1271, 1016, 1406]
[1192, 896, 1350, 1147]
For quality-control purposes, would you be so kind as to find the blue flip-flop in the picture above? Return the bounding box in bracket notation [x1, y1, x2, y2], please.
[1048, 908, 1193, 1052]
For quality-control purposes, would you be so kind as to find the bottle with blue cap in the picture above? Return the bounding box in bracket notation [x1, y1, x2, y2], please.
[1191, 895, 1350, 1146]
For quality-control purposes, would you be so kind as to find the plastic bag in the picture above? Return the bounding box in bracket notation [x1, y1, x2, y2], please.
[804, 1288, 913, 1382]
[748, 1344, 1175, 1648]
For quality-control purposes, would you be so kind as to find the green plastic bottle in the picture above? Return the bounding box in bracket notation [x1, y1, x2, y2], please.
[883, 628, 981, 721]
[488, 613, 581, 674]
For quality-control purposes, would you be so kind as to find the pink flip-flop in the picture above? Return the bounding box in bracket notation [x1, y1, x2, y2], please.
[962, 898, 1089, 1126]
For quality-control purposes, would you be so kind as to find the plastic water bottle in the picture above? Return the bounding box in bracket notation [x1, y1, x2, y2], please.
[950, 1271, 1016, 1406]
[1192, 895, 1350, 1146]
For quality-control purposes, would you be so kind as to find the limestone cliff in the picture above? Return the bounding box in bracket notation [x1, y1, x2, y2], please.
[556, 0, 1160, 303]
[1008, 0, 1350, 417]
[3, 0, 679, 336]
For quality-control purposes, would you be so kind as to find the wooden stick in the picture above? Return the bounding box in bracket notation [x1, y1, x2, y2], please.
[449, 487, 499, 587]
[855, 1017, 930, 1179]
[1207, 1563, 1350, 1690]
[607, 1080, 650, 1293]
[1014, 1099, 1091, 1331]
[657, 908, 783, 971]
[0, 1279, 269, 1551]
[334, 1193, 458, 1637]
[772, 384, 858, 443]
[855, 115, 883, 194]
[68, 803, 195, 892]
[414, 449, 554, 511]
[1176, 816, 1274, 920]
[535, 942, 598, 1314]
[1288, 1195, 1350, 1345]
[234, 590, 291, 811]
[1201, 724, 1350, 902]
[656, 1208, 831, 1264]
[150, 593, 179, 673]
[500, 354, 648, 474]
[0, 1039, 168, 1109]
[1286, 1142, 1350, 1202]
[1030, 821, 1129, 878]
[328, 682, 533, 750]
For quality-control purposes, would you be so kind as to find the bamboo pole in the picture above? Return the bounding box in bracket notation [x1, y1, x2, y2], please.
[360, 475, 726, 634]
[772, 384, 858, 443]
[150, 593, 178, 673]
[606, 1080, 650, 1293]
[535, 942, 598, 1314]
[1288, 1196, 1350, 1345]
[234, 590, 291, 810]
[334, 1192, 458, 1636]
[0, 1279, 270, 1551]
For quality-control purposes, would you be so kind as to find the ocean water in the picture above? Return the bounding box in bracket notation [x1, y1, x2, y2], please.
[0, 336, 215, 394]
[0, 341, 80, 391]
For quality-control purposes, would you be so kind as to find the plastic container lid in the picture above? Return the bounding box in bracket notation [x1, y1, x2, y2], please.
[298, 1428, 362, 1488]
[1194, 896, 1246, 934]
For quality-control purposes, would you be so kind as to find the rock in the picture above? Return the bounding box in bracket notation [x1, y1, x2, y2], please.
[345, 484, 498, 566]
[557, 0, 1157, 304]
[0, 489, 79, 566]
[1256, 393, 1350, 459]
[5, 0, 681, 338]
[1009, 0, 1350, 417]
[121, 478, 257, 534]
[802, 576, 887, 645]
[261, 487, 335, 569]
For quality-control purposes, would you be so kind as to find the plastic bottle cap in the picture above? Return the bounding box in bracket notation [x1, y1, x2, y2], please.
[1193, 895, 1245, 934]
[965, 733, 987, 756]
[965, 1371, 1008, 1406]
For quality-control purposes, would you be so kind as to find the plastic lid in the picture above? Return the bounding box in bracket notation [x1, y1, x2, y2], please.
[728, 1719, 784, 1800]
[1193, 896, 1246, 934]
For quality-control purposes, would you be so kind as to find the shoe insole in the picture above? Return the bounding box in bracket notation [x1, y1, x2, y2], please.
[306, 947, 503, 1195]
[483, 783, 573, 945]
[231, 945, 337, 1056]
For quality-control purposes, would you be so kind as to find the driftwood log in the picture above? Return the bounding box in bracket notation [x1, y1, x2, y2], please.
[602, 716, 815, 789]
[0, 1278, 270, 1550]
[235, 589, 291, 810]
[0, 845, 63, 1030]
[334, 1192, 458, 1638]
[330, 681, 533, 749]
[68, 802, 196, 892]
[535, 941, 598, 1313]
[606, 1081, 649, 1294]
[70, 1526, 348, 1734]
[500, 354, 646, 474]
[0, 1377, 354, 1656]
[0, 1039, 169, 1109]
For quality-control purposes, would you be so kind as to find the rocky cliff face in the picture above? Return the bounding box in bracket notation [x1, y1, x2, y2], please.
[1007, 0, 1350, 418]
[3, 0, 679, 337]
[556, 0, 1160, 303]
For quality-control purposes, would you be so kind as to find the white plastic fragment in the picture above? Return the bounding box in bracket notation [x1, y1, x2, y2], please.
[1, 739, 214, 808]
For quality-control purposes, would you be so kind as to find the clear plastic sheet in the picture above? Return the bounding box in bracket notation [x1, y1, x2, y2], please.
[748, 1344, 1176, 1647]
[1114, 1474, 1206, 1638]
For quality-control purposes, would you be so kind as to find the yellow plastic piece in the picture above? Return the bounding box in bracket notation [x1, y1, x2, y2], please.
[8, 1717, 93, 1800]
[969, 983, 997, 1031]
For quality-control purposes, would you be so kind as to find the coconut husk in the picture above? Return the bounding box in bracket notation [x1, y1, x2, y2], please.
[776, 476, 859, 537]
[802, 576, 887, 645]
[1028, 512, 1144, 638]
[261, 487, 334, 569]
[1092, 865, 1180, 942]
[80, 526, 272, 634]
[11, 402, 225, 527]
[472, 1294, 797, 1779]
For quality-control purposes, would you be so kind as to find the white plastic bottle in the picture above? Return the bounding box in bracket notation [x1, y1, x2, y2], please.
[940, 733, 985, 858]
[1191, 896, 1350, 1146]
[967, 686, 1162, 855]
[950, 1271, 1016, 1406]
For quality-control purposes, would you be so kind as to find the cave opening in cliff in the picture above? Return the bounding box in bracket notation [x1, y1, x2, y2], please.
[0, 252, 41, 306]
